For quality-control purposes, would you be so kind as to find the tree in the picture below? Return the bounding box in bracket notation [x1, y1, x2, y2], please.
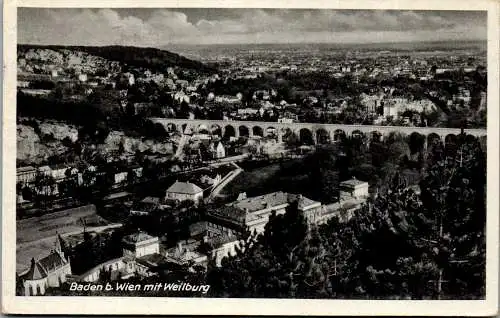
[126, 169, 138, 186]
[33, 172, 57, 208]
[417, 135, 486, 298]
[308, 145, 340, 203]
[204, 134, 486, 300]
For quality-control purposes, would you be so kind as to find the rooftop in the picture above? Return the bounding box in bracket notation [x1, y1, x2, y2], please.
[289, 194, 321, 210]
[207, 192, 319, 225]
[136, 253, 167, 268]
[141, 196, 161, 205]
[340, 179, 369, 188]
[231, 191, 289, 214]
[104, 191, 131, 201]
[49, 163, 69, 171]
[23, 250, 67, 281]
[17, 166, 36, 173]
[123, 232, 157, 244]
[166, 181, 203, 195]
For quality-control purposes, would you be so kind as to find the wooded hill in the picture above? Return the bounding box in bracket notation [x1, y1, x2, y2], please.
[18, 44, 217, 74]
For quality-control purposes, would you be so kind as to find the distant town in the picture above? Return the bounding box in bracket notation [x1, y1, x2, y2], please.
[16, 40, 487, 299]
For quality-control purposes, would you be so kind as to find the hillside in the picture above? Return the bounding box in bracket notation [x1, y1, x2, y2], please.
[18, 44, 217, 74]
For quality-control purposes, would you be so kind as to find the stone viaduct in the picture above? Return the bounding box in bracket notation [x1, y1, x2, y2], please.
[148, 117, 487, 146]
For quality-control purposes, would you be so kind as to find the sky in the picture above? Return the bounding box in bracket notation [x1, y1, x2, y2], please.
[18, 8, 487, 46]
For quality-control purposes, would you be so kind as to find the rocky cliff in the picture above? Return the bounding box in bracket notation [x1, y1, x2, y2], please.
[17, 125, 68, 165]
[102, 131, 174, 155]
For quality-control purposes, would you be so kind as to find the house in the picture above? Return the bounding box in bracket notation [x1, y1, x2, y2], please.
[67, 167, 79, 176]
[77, 73, 87, 82]
[165, 181, 203, 203]
[19, 235, 72, 296]
[17, 80, 31, 88]
[38, 165, 52, 176]
[215, 95, 241, 104]
[237, 108, 259, 116]
[113, 171, 129, 185]
[49, 164, 69, 181]
[17, 166, 37, 184]
[340, 178, 369, 200]
[209, 141, 226, 159]
[277, 117, 294, 124]
[120, 231, 164, 278]
[130, 165, 143, 179]
[122, 232, 160, 259]
[121, 72, 135, 86]
[173, 91, 190, 104]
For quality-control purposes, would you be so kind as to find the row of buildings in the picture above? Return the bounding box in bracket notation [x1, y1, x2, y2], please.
[19, 177, 370, 295]
[16, 162, 143, 204]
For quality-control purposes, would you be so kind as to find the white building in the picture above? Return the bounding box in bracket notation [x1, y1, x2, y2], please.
[49, 164, 69, 181]
[113, 171, 129, 185]
[122, 232, 160, 259]
[383, 103, 399, 119]
[77, 73, 87, 82]
[209, 141, 226, 159]
[215, 95, 241, 104]
[123, 72, 135, 86]
[206, 191, 322, 237]
[17, 166, 37, 184]
[165, 181, 204, 203]
[340, 179, 369, 200]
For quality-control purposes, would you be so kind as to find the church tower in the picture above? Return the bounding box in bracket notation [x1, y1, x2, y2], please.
[54, 232, 67, 259]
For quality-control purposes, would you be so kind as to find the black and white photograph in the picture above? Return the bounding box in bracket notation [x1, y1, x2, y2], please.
[2, 0, 499, 315]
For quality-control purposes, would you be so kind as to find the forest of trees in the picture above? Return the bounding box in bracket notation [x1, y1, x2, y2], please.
[207, 133, 486, 299]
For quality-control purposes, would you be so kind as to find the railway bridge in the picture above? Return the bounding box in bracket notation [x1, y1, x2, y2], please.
[148, 117, 487, 146]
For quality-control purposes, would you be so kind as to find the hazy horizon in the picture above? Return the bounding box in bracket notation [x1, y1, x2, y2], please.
[18, 9, 487, 46]
[18, 39, 487, 49]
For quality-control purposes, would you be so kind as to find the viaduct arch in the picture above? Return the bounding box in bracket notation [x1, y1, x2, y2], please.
[149, 117, 487, 145]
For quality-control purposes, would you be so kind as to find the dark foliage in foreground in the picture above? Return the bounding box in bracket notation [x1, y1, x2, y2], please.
[207, 134, 486, 299]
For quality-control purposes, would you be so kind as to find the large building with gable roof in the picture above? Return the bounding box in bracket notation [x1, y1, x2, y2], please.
[19, 234, 72, 296]
[204, 191, 322, 266]
[165, 180, 204, 203]
[206, 191, 322, 237]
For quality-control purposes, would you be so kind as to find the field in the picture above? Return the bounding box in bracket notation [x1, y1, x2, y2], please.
[17, 204, 101, 244]
[221, 158, 313, 200]
[16, 204, 107, 273]
[221, 163, 282, 198]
